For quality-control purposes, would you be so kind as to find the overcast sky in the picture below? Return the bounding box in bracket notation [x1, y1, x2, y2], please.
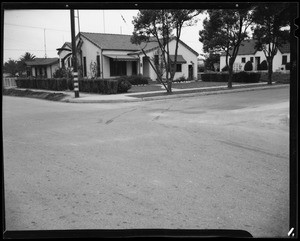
[3, 9, 206, 62]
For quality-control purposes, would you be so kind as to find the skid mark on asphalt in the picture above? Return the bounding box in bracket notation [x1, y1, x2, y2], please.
[105, 108, 137, 124]
[151, 105, 173, 121]
[218, 140, 288, 160]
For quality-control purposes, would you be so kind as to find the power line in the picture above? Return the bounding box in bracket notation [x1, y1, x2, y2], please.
[4, 49, 57, 52]
[4, 22, 70, 32]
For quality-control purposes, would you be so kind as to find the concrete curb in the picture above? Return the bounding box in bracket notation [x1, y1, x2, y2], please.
[62, 84, 289, 103]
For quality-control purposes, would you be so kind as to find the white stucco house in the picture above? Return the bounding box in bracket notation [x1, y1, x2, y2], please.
[219, 39, 290, 72]
[57, 32, 198, 81]
[25, 58, 60, 78]
[56, 42, 72, 69]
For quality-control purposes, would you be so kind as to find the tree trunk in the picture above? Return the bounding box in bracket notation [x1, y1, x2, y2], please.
[267, 58, 273, 85]
[228, 65, 233, 88]
[167, 80, 172, 93]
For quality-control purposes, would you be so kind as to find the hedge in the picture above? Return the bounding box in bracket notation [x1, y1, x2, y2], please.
[15, 78, 70, 91]
[201, 71, 261, 83]
[118, 74, 150, 85]
[79, 78, 132, 94]
[15, 77, 132, 94]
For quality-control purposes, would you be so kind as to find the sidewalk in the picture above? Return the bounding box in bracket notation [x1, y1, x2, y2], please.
[3, 82, 289, 103]
[63, 82, 289, 103]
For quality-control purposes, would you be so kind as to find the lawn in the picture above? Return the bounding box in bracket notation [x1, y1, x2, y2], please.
[128, 72, 290, 94]
[128, 81, 229, 93]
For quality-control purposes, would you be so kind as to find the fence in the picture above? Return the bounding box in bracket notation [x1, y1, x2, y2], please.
[3, 77, 17, 88]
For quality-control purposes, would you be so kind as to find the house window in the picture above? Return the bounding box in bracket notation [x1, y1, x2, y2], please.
[250, 57, 253, 63]
[83, 57, 87, 77]
[132, 61, 137, 75]
[96, 55, 101, 77]
[282, 55, 287, 65]
[110, 59, 127, 76]
[241, 57, 246, 63]
[176, 64, 182, 72]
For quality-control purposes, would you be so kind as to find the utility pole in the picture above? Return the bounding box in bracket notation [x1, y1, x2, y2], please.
[44, 29, 47, 58]
[76, 10, 80, 33]
[70, 9, 79, 98]
[103, 10, 105, 33]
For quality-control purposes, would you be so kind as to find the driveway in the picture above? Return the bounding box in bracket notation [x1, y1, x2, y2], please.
[3, 87, 289, 237]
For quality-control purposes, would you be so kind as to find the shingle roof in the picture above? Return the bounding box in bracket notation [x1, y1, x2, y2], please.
[65, 42, 72, 48]
[221, 39, 290, 56]
[79, 32, 198, 56]
[25, 58, 59, 66]
[80, 32, 139, 51]
[278, 43, 290, 53]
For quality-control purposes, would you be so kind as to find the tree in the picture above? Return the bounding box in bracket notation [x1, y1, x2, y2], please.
[252, 3, 290, 84]
[3, 59, 19, 76]
[20, 52, 36, 62]
[199, 8, 254, 88]
[18, 52, 36, 76]
[131, 9, 201, 93]
[204, 52, 220, 71]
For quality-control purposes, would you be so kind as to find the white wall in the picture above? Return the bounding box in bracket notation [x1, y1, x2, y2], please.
[79, 36, 198, 80]
[58, 45, 72, 69]
[273, 51, 290, 72]
[147, 39, 198, 81]
[79, 38, 102, 78]
[80, 39, 140, 79]
[47, 63, 59, 78]
[220, 49, 290, 72]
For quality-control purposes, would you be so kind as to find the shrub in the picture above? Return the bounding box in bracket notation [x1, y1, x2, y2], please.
[233, 71, 261, 83]
[285, 62, 290, 70]
[198, 66, 205, 72]
[119, 74, 150, 85]
[117, 78, 132, 93]
[244, 61, 253, 71]
[79, 78, 124, 94]
[174, 76, 188, 82]
[53, 68, 71, 78]
[201, 72, 260, 83]
[200, 73, 228, 82]
[258, 60, 268, 70]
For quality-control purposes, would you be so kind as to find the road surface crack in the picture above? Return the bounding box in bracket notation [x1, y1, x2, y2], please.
[105, 108, 137, 125]
[218, 140, 288, 160]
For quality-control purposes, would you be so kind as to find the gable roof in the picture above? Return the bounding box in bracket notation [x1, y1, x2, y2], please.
[79, 32, 198, 56]
[80, 32, 139, 51]
[221, 39, 290, 56]
[25, 58, 59, 66]
[278, 43, 290, 54]
[56, 42, 72, 55]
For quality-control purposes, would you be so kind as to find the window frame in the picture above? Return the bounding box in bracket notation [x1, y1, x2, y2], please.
[282, 55, 287, 65]
[83, 57, 87, 77]
[110, 59, 127, 77]
[176, 64, 182, 72]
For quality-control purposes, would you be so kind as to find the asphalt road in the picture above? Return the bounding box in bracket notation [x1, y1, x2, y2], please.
[3, 87, 290, 237]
